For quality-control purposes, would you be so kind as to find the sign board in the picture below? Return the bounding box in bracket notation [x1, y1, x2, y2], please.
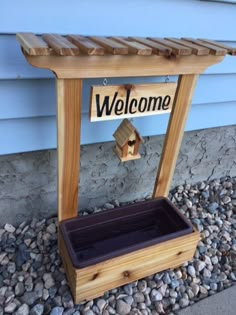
[90, 82, 177, 121]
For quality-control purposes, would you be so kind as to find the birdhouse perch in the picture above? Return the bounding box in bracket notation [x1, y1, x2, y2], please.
[113, 119, 144, 162]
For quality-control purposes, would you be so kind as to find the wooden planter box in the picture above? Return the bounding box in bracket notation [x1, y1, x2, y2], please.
[59, 198, 199, 302]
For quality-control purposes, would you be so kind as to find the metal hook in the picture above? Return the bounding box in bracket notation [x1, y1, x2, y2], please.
[103, 78, 108, 86]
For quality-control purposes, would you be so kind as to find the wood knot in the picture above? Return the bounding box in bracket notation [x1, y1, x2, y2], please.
[123, 270, 130, 278]
[91, 273, 99, 281]
[124, 84, 134, 91]
[166, 53, 176, 60]
[177, 251, 183, 256]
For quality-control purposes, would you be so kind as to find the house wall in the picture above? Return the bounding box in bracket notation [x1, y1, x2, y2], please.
[1, 125, 235, 225]
[0, 0, 236, 154]
[0, 0, 236, 223]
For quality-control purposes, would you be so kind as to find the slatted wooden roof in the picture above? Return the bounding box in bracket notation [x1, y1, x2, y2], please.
[17, 33, 236, 57]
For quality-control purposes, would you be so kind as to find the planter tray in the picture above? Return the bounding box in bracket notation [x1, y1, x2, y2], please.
[60, 197, 193, 269]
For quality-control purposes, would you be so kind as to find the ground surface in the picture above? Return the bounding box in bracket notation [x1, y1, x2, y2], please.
[177, 285, 236, 315]
[0, 176, 235, 314]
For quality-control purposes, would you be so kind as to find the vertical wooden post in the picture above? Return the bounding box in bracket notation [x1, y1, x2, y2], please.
[56, 79, 82, 222]
[153, 74, 198, 198]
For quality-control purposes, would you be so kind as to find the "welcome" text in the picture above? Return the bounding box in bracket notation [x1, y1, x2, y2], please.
[96, 89, 171, 117]
[90, 83, 177, 121]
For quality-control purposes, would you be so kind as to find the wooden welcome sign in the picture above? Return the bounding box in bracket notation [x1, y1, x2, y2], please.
[90, 82, 177, 121]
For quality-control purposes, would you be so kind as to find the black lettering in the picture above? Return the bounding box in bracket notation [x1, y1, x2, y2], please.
[96, 91, 171, 117]
[129, 99, 138, 114]
[114, 99, 124, 115]
[138, 97, 148, 112]
[162, 95, 171, 110]
[96, 92, 118, 117]
[124, 89, 131, 114]
[147, 96, 162, 111]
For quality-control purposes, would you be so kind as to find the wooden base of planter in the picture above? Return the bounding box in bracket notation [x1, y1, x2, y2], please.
[59, 228, 199, 303]
[114, 147, 141, 162]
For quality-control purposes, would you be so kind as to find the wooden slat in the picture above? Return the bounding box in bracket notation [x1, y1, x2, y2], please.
[57, 79, 82, 222]
[89, 36, 128, 55]
[16, 32, 51, 56]
[153, 74, 198, 198]
[17, 33, 236, 58]
[199, 39, 236, 56]
[67, 35, 105, 56]
[182, 38, 227, 56]
[42, 34, 80, 56]
[110, 37, 152, 55]
[166, 38, 210, 56]
[148, 38, 192, 56]
[129, 37, 172, 56]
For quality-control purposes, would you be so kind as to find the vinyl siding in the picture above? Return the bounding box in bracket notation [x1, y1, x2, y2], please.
[0, 0, 236, 154]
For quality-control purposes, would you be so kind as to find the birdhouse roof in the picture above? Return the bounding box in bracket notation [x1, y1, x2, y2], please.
[113, 119, 144, 147]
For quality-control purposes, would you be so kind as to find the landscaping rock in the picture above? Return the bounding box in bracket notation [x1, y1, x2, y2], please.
[116, 300, 131, 315]
[0, 177, 235, 315]
[15, 304, 30, 315]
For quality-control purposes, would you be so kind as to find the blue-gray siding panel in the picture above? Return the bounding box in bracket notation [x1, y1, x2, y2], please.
[1, 101, 236, 155]
[1, 0, 236, 40]
[1, 75, 236, 120]
[0, 79, 55, 119]
[0, 35, 52, 80]
[0, 0, 236, 154]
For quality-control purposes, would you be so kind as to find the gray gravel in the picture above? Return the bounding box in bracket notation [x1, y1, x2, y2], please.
[0, 176, 235, 314]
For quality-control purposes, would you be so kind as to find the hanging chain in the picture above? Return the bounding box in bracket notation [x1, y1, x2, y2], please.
[103, 78, 108, 86]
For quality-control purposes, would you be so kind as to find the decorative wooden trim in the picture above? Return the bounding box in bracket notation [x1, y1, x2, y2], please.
[57, 79, 82, 222]
[153, 74, 198, 198]
[24, 54, 224, 78]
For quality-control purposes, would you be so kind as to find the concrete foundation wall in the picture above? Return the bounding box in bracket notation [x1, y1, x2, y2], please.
[0, 125, 236, 225]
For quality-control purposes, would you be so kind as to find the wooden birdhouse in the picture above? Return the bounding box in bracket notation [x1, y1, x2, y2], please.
[113, 119, 144, 162]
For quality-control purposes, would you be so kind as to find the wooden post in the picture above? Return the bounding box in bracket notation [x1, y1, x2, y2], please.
[153, 74, 198, 198]
[57, 79, 82, 222]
